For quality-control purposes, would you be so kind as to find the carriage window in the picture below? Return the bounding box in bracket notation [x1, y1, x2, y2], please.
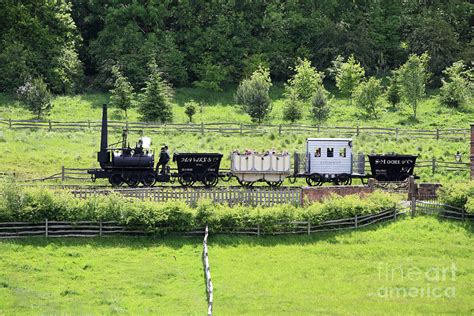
[340, 148, 346, 157]
[315, 148, 321, 157]
[327, 148, 334, 157]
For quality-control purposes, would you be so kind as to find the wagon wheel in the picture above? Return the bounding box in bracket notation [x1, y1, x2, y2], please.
[338, 174, 352, 186]
[109, 174, 123, 187]
[141, 173, 156, 187]
[237, 178, 254, 187]
[125, 174, 140, 187]
[305, 174, 323, 186]
[266, 180, 283, 188]
[287, 176, 297, 184]
[203, 172, 219, 187]
[219, 173, 232, 182]
[178, 172, 195, 187]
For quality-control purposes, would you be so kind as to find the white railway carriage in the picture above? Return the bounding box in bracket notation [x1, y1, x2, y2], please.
[304, 138, 353, 185]
[231, 152, 291, 187]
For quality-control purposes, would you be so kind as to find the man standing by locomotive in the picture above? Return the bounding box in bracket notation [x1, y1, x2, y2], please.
[156, 146, 170, 174]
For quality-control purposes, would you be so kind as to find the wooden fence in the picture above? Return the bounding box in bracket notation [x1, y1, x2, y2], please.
[71, 187, 302, 206]
[413, 200, 473, 221]
[0, 118, 469, 140]
[202, 226, 213, 316]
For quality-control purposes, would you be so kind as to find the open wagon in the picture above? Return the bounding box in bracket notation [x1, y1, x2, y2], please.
[173, 153, 223, 187]
[368, 154, 417, 181]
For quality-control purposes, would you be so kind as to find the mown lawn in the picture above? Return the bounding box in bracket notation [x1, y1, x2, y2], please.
[0, 236, 205, 315]
[210, 216, 473, 315]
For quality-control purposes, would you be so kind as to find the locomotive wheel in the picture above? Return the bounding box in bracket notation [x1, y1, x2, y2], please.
[109, 174, 124, 187]
[203, 172, 219, 187]
[266, 180, 283, 187]
[125, 174, 140, 187]
[338, 174, 352, 186]
[141, 173, 156, 187]
[178, 172, 195, 187]
[305, 174, 323, 186]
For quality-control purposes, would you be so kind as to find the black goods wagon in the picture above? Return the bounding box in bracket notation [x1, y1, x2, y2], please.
[368, 154, 417, 181]
[173, 153, 223, 187]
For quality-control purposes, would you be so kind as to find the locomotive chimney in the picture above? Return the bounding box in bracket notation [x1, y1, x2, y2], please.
[97, 104, 110, 165]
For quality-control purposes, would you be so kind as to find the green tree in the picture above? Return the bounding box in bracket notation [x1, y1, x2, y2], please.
[386, 75, 401, 110]
[138, 62, 173, 123]
[395, 53, 430, 119]
[311, 88, 330, 124]
[353, 77, 383, 118]
[283, 91, 303, 123]
[16, 77, 52, 119]
[193, 59, 229, 92]
[184, 100, 198, 122]
[439, 61, 471, 108]
[285, 58, 325, 103]
[335, 55, 365, 105]
[109, 65, 134, 118]
[235, 66, 272, 123]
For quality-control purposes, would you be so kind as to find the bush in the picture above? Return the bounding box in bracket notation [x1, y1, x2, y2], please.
[439, 61, 471, 108]
[438, 182, 474, 210]
[184, 100, 198, 122]
[16, 77, 53, 119]
[311, 87, 330, 124]
[283, 91, 303, 123]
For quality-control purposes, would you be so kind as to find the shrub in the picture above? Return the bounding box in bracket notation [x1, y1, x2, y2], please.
[193, 61, 229, 92]
[283, 91, 303, 123]
[439, 60, 471, 108]
[353, 77, 383, 118]
[285, 58, 325, 103]
[184, 100, 198, 123]
[16, 77, 52, 119]
[438, 182, 474, 210]
[465, 197, 474, 215]
[311, 87, 330, 124]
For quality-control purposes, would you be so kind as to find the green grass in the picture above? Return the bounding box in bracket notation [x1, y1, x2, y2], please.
[0, 236, 205, 315]
[0, 216, 471, 314]
[210, 216, 473, 315]
[0, 85, 472, 129]
[0, 128, 469, 183]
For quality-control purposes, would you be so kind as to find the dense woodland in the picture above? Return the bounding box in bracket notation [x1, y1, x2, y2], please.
[0, 0, 472, 94]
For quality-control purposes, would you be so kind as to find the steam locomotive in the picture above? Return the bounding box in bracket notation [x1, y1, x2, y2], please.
[88, 104, 417, 187]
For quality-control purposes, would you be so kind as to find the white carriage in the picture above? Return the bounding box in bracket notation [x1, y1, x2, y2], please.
[231, 151, 291, 187]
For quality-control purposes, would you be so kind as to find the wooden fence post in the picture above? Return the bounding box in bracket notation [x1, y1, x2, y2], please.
[317, 125, 320, 133]
[395, 128, 399, 140]
[355, 214, 358, 228]
[307, 222, 311, 235]
[278, 124, 282, 136]
[436, 128, 440, 140]
[99, 220, 103, 237]
[356, 125, 360, 136]
[393, 209, 397, 220]
[257, 223, 260, 236]
[240, 123, 243, 135]
[411, 196, 416, 218]
[431, 158, 436, 175]
[462, 208, 465, 222]
[45, 218, 48, 237]
[201, 122, 204, 135]
[88, 120, 91, 129]
[61, 166, 65, 181]
[9, 118, 12, 129]
[48, 120, 52, 131]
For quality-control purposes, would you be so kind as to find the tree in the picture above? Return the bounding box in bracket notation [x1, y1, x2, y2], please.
[138, 61, 173, 123]
[235, 66, 272, 123]
[335, 55, 365, 105]
[353, 77, 383, 118]
[16, 77, 52, 119]
[109, 65, 134, 118]
[311, 88, 330, 124]
[395, 53, 430, 119]
[439, 61, 471, 108]
[285, 58, 325, 103]
[386, 75, 401, 110]
[283, 91, 303, 123]
[184, 100, 198, 122]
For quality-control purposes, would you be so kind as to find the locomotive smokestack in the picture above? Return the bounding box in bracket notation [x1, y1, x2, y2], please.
[100, 104, 108, 152]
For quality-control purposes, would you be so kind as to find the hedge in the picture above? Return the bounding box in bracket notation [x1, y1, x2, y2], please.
[438, 182, 474, 212]
[0, 182, 401, 233]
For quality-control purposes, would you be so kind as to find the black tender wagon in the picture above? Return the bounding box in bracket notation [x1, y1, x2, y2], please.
[173, 153, 223, 187]
[368, 154, 417, 181]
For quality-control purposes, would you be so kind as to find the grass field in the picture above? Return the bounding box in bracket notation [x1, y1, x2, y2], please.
[0, 85, 472, 129]
[0, 236, 205, 315]
[210, 216, 473, 315]
[0, 216, 472, 315]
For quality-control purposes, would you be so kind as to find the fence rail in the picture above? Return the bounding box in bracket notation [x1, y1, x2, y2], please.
[71, 186, 302, 206]
[414, 200, 472, 221]
[0, 118, 469, 140]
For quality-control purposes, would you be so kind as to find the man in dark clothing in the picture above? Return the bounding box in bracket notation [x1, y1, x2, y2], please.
[156, 146, 170, 174]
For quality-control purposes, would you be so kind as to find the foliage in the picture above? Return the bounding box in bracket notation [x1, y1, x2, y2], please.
[109, 65, 134, 117]
[184, 100, 198, 123]
[439, 61, 471, 108]
[282, 91, 303, 123]
[235, 66, 272, 123]
[386, 75, 401, 109]
[193, 60, 230, 92]
[138, 61, 173, 123]
[353, 77, 383, 118]
[16, 77, 53, 119]
[335, 55, 365, 105]
[285, 58, 325, 103]
[394, 52, 431, 119]
[310, 88, 330, 124]
[438, 182, 474, 210]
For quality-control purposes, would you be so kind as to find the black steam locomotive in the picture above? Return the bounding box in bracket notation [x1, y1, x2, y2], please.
[88, 105, 223, 187]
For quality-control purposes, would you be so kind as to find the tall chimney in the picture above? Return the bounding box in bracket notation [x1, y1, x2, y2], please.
[471, 124, 474, 179]
[100, 104, 108, 152]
